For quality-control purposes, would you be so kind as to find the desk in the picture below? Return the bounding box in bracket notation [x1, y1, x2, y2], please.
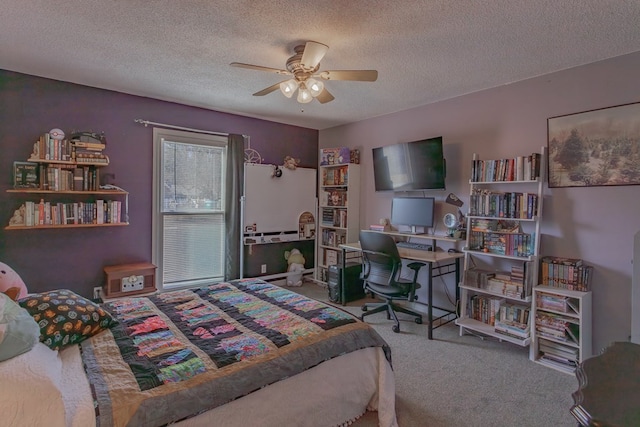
[571, 341, 640, 426]
[339, 240, 463, 339]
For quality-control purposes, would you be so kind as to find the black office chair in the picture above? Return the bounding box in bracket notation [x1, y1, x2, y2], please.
[359, 231, 426, 333]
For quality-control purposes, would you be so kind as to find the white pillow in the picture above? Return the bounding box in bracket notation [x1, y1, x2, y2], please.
[0, 342, 67, 427]
[0, 293, 40, 362]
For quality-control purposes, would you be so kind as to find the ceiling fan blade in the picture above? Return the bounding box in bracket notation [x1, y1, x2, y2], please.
[253, 82, 282, 96]
[300, 41, 329, 69]
[315, 88, 335, 104]
[318, 70, 378, 81]
[230, 62, 291, 75]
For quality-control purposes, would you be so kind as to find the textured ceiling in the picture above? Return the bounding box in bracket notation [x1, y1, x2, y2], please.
[2, 1, 640, 130]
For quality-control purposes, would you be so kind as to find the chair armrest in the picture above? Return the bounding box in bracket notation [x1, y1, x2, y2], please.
[406, 262, 426, 272]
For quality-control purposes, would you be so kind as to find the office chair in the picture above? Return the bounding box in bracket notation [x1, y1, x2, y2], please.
[359, 231, 426, 333]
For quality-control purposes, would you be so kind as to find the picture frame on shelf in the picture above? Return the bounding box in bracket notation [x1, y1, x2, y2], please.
[13, 161, 39, 189]
[548, 102, 640, 188]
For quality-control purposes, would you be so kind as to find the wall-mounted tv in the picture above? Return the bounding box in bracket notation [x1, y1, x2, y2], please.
[372, 136, 446, 191]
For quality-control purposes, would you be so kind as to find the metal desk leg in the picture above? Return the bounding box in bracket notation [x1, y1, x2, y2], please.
[455, 258, 460, 316]
[340, 246, 347, 306]
[428, 262, 433, 340]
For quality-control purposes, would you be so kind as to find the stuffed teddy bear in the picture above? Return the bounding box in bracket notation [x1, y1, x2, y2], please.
[284, 248, 305, 287]
[0, 262, 28, 301]
[283, 156, 300, 170]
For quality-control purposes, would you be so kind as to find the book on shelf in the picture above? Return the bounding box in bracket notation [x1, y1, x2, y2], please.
[369, 224, 390, 232]
[13, 161, 40, 189]
[494, 319, 530, 339]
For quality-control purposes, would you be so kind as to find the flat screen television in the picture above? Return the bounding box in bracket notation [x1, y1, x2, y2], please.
[391, 196, 435, 235]
[372, 136, 446, 191]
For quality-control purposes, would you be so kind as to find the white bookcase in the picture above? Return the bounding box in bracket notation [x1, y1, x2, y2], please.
[314, 162, 360, 285]
[456, 147, 546, 347]
[531, 286, 592, 374]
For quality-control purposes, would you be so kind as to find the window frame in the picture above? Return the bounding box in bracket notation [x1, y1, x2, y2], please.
[152, 127, 228, 291]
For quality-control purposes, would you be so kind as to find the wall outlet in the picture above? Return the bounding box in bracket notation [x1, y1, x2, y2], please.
[93, 286, 103, 300]
[261, 264, 267, 274]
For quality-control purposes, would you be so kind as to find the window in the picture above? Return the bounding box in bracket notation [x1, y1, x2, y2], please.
[153, 128, 227, 290]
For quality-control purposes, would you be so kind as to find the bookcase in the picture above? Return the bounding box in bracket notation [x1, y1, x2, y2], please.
[5, 131, 128, 229]
[531, 286, 592, 374]
[314, 160, 360, 285]
[456, 147, 546, 347]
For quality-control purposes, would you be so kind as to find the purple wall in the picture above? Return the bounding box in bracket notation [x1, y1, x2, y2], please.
[0, 70, 318, 297]
[320, 51, 640, 352]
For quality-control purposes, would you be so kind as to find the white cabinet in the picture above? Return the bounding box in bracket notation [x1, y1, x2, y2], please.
[531, 286, 592, 373]
[315, 162, 360, 284]
[456, 148, 546, 347]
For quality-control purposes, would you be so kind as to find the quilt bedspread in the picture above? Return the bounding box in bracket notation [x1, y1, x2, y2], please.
[81, 278, 391, 427]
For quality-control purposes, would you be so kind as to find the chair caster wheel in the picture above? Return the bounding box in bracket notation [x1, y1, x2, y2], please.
[361, 305, 368, 312]
[392, 325, 400, 333]
[415, 317, 423, 324]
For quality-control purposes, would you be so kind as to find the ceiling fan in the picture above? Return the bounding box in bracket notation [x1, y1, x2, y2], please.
[230, 41, 378, 104]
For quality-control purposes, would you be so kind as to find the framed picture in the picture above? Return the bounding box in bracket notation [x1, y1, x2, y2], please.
[13, 161, 40, 188]
[547, 102, 640, 188]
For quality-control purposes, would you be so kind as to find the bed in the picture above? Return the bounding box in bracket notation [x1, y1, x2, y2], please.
[1, 278, 397, 427]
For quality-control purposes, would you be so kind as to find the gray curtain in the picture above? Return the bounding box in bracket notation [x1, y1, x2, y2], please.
[224, 134, 245, 280]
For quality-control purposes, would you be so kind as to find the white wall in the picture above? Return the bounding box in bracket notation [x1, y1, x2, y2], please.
[320, 51, 640, 352]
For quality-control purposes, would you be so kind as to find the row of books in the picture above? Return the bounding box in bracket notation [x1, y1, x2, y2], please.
[464, 264, 534, 299]
[468, 231, 534, 257]
[494, 303, 531, 339]
[321, 208, 348, 228]
[535, 312, 580, 344]
[30, 132, 108, 163]
[536, 293, 579, 314]
[20, 199, 123, 226]
[468, 295, 504, 326]
[321, 165, 349, 186]
[324, 249, 340, 266]
[320, 147, 351, 166]
[321, 190, 348, 207]
[469, 190, 538, 219]
[540, 256, 592, 291]
[470, 152, 541, 182]
[466, 296, 531, 339]
[40, 165, 100, 191]
[320, 229, 346, 248]
[537, 338, 579, 368]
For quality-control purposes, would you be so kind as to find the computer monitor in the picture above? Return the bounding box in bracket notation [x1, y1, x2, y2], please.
[390, 197, 435, 235]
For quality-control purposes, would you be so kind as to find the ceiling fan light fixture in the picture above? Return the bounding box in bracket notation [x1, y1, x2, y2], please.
[279, 79, 298, 98]
[297, 83, 313, 103]
[306, 78, 324, 97]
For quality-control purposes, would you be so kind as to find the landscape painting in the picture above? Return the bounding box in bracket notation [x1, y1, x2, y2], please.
[547, 102, 640, 188]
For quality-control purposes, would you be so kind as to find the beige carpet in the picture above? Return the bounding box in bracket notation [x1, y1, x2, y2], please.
[286, 278, 578, 427]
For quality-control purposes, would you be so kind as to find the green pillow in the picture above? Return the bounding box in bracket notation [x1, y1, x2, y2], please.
[0, 293, 40, 361]
[18, 289, 117, 350]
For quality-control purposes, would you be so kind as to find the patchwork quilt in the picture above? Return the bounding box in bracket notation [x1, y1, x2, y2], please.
[81, 278, 390, 427]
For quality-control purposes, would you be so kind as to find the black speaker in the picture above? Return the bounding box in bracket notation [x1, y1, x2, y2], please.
[327, 263, 364, 304]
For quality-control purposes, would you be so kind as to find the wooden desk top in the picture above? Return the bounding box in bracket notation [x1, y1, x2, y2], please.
[367, 229, 463, 243]
[340, 241, 464, 263]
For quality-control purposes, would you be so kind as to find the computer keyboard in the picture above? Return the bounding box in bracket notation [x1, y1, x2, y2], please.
[396, 241, 433, 251]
